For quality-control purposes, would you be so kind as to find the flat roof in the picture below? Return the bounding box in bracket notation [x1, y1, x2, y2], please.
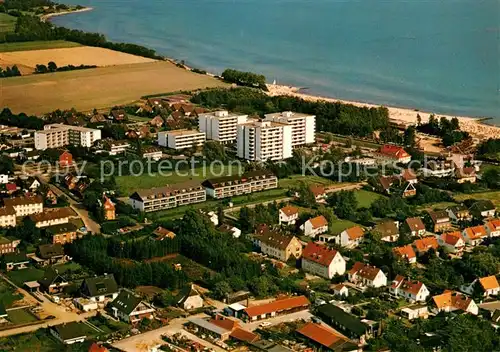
[24, 281, 40, 288]
[188, 317, 230, 335]
[228, 303, 246, 311]
[166, 129, 205, 137]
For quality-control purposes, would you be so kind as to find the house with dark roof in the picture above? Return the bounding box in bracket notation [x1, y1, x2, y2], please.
[402, 217, 426, 237]
[50, 322, 88, 344]
[316, 304, 376, 343]
[446, 205, 471, 223]
[469, 200, 496, 219]
[373, 220, 399, 242]
[80, 274, 119, 302]
[38, 268, 69, 294]
[297, 322, 358, 352]
[37, 243, 66, 266]
[2, 252, 29, 271]
[301, 242, 346, 279]
[109, 289, 155, 323]
[427, 210, 452, 233]
[176, 284, 203, 310]
[46, 222, 80, 245]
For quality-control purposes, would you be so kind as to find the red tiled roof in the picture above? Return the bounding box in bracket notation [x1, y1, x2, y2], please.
[413, 236, 439, 253]
[393, 245, 416, 261]
[209, 316, 239, 331]
[402, 169, 417, 181]
[486, 219, 500, 232]
[378, 144, 409, 159]
[440, 232, 464, 246]
[5, 183, 16, 192]
[280, 205, 299, 217]
[297, 322, 344, 349]
[405, 217, 425, 232]
[344, 226, 364, 240]
[243, 296, 310, 318]
[349, 261, 382, 281]
[302, 242, 339, 267]
[308, 215, 328, 229]
[433, 291, 473, 311]
[229, 328, 259, 343]
[479, 276, 499, 291]
[89, 343, 109, 352]
[392, 276, 425, 295]
[309, 185, 326, 197]
[463, 225, 487, 240]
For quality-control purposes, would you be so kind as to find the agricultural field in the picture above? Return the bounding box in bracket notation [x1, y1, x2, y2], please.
[6, 308, 39, 325]
[0, 13, 16, 34]
[115, 164, 241, 194]
[0, 40, 81, 53]
[0, 279, 22, 308]
[0, 46, 156, 71]
[1, 61, 227, 115]
[354, 189, 385, 208]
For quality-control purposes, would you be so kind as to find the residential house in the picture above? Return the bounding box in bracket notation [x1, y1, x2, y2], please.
[447, 205, 472, 223]
[412, 236, 439, 256]
[297, 322, 358, 352]
[331, 283, 349, 297]
[149, 115, 164, 128]
[301, 242, 346, 279]
[45, 189, 58, 205]
[462, 225, 487, 246]
[102, 196, 116, 221]
[3, 195, 43, 216]
[110, 109, 127, 122]
[153, 226, 176, 240]
[455, 167, 476, 184]
[50, 322, 88, 345]
[461, 276, 500, 298]
[392, 245, 417, 264]
[109, 289, 156, 323]
[37, 243, 66, 266]
[431, 291, 478, 315]
[374, 144, 411, 164]
[348, 262, 387, 288]
[437, 232, 466, 255]
[2, 252, 29, 271]
[427, 210, 452, 233]
[0, 236, 20, 254]
[253, 231, 302, 262]
[401, 169, 418, 184]
[278, 205, 299, 225]
[0, 207, 16, 227]
[470, 200, 496, 219]
[20, 176, 40, 191]
[218, 224, 242, 238]
[29, 207, 74, 228]
[390, 276, 430, 302]
[310, 185, 327, 203]
[89, 113, 107, 124]
[97, 139, 130, 155]
[316, 304, 376, 344]
[47, 223, 80, 245]
[400, 305, 429, 320]
[300, 215, 328, 237]
[59, 150, 73, 167]
[486, 219, 500, 238]
[400, 182, 417, 198]
[38, 268, 69, 294]
[80, 274, 119, 302]
[176, 284, 203, 310]
[373, 220, 399, 242]
[241, 295, 310, 322]
[336, 226, 364, 248]
[402, 217, 426, 237]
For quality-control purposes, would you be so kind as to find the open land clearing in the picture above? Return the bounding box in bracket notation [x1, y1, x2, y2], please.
[1, 61, 227, 115]
[0, 40, 82, 52]
[0, 46, 156, 71]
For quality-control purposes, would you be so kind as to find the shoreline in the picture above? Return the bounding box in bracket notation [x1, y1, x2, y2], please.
[40, 7, 93, 22]
[266, 84, 500, 140]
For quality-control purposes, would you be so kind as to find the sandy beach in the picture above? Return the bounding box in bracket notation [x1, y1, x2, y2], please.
[266, 84, 500, 140]
[41, 7, 93, 22]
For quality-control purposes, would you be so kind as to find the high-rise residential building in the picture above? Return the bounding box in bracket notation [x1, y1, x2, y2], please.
[158, 129, 206, 150]
[264, 111, 315, 146]
[198, 110, 248, 144]
[34, 124, 101, 150]
[237, 119, 292, 161]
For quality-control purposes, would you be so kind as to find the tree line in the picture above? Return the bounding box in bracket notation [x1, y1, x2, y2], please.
[35, 61, 96, 74]
[0, 108, 44, 130]
[221, 69, 268, 90]
[191, 87, 389, 137]
[416, 114, 469, 146]
[0, 65, 21, 78]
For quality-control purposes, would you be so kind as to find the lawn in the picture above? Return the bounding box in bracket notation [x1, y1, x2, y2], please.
[0, 330, 64, 352]
[52, 262, 83, 274]
[1, 61, 227, 115]
[116, 164, 241, 194]
[329, 219, 360, 233]
[354, 189, 384, 209]
[0, 279, 22, 308]
[0, 40, 81, 52]
[455, 191, 500, 207]
[0, 13, 16, 34]
[7, 268, 44, 287]
[7, 308, 39, 324]
[278, 175, 334, 189]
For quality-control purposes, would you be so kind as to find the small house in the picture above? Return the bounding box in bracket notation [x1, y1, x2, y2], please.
[348, 262, 387, 288]
[279, 205, 299, 225]
[300, 215, 328, 237]
[177, 284, 203, 310]
[80, 274, 119, 302]
[469, 200, 496, 219]
[109, 289, 155, 323]
[50, 322, 88, 345]
[337, 226, 364, 248]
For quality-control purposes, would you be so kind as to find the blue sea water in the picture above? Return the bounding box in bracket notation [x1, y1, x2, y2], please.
[52, 0, 500, 121]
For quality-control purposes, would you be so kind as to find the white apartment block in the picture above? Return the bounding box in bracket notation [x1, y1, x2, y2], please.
[3, 195, 43, 217]
[129, 181, 206, 212]
[198, 110, 248, 144]
[158, 130, 206, 150]
[202, 171, 278, 199]
[264, 111, 315, 146]
[237, 120, 292, 161]
[35, 124, 101, 150]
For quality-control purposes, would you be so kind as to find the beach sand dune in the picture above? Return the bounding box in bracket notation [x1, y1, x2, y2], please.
[0, 46, 156, 72]
[267, 84, 500, 141]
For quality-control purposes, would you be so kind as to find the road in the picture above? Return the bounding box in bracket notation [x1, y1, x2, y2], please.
[0, 274, 96, 338]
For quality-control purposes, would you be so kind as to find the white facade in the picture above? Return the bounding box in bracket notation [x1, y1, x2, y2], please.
[35, 124, 101, 150]
[198, 110, 248, 144]
[264, 111, 315, 146]
[158, 130, 206, 150]
[301, 252, 346, 279]
[0, 210, 16, 227]
[390, 279, 430, 302]
[4, 197, 43, 217]
[486, 220, 500, 237]
[279, 208, 299, 225]
[237, 120, 293, 161]
[0, 174, 9, 184]
[300, 217, 328, 237]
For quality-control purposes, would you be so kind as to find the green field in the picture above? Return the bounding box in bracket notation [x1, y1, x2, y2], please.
[329, 219, 360, 233]
[0, 13, 16, 34]
[278, 175, 334, 189]
[455, 191, 500, 207]
[0, 279, 22, 308]
[0, 40, 81, 52]
[7, 268, 44, 287]
[7, 308, 39, 324]
[354, 189, 385, 208]
[116, 164, 242, 194]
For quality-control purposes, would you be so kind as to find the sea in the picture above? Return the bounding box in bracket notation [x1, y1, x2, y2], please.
[51, 0, 500, 122]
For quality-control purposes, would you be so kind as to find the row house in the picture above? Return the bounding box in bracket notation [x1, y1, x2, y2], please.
[203, 170, 277, 199]
[3, 195, 43, 217]
[301, 242, 346, 279]
[348, 262, 387, 288]
[300, 215, 328, 237]
[390, 276, 430, 302]
[0, 206, 16, 227]
[129, 181, 206, 212]
[29, 207, 74, 228]
[278, 205, 299, 225]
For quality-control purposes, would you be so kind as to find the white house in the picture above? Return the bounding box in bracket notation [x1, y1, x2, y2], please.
[0, 174, 9, 184]
[177, 285, 203, 310]
[331, 283, 349, 297]
[109, 289, 156, 323]
[437, 232, 465, 255]
[432, 291, 478, 315]
[470, 200, 496, 219]
[80, 274, 119, 302]
[486, 219, 500, 238]
[462, 225, 487, 246]
[390, 276, 429, 302]
[218, 224, 242, 238]
[400, 305, 428, 320]
[462, 276, 500, 298]
[300, 215, 328, 237]
[279, 205, 299, 225]
[337, 226, 364, 248]
[301, 242, 346, 279]
[348, 262, 387, 288]
[205, 211, 219, 226]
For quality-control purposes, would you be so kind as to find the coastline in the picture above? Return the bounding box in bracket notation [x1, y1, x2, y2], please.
[40, 7, 93, 22]
[266, 84, 500, 140]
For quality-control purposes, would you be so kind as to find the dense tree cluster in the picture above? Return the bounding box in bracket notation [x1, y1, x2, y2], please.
[0, 65, 21, 78]
[0, 108, 44, 130]
[221, 69, 267, 90]
[416, 115, 469, 146]
[2, 0, 55, 11]
[34, 61, 96, 74]
[191, 87, 389, 137]
[476, 138, 500, 162]
[239, 202, 280, 232]
[107, 236, 180, 261]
